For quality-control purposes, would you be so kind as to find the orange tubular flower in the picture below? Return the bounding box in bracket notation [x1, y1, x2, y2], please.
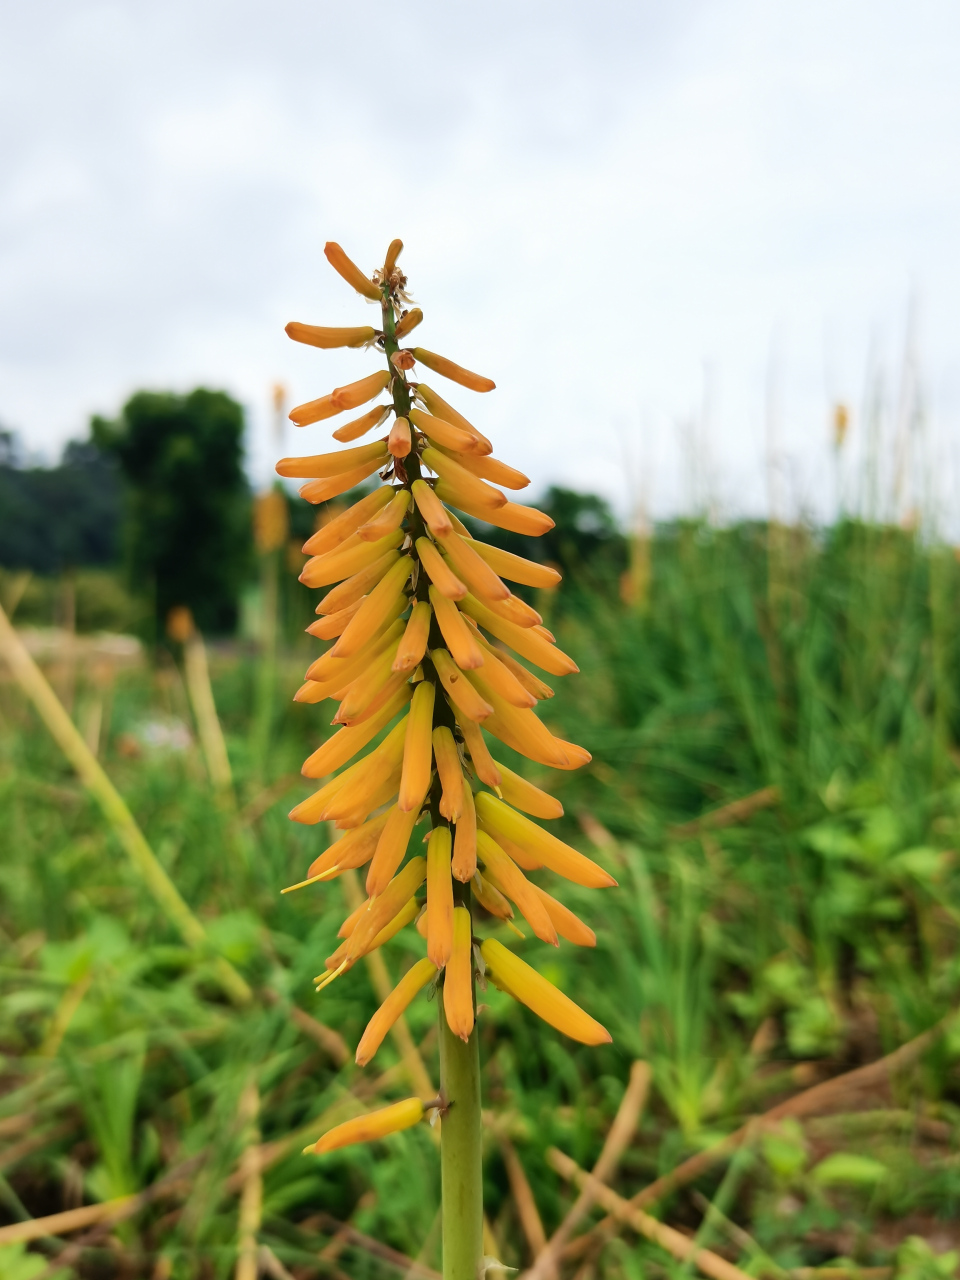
[305, 1097, 426, 1155]
[279, 238, 614, 1115]
[445, 907, 475, 1041]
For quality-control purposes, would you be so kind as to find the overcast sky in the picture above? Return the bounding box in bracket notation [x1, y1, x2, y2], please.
[2, 0, 958, 522]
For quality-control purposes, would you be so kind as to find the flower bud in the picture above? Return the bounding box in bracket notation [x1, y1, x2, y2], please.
[394, 308, 423, 340]
[286, 321, 377, 350]
[324, 241, 383, 301]
[305, 1097, 425, 1154]
[411, 348, 495, 393]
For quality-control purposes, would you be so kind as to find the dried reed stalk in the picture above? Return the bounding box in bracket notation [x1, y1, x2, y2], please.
[0, 600, 251, 1006]
[525, 1060, 650, 1280]
[548, 1149, 752, 1280]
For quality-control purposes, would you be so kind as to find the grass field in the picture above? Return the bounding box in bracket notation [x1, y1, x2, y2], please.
[2, 514, 960, 1279]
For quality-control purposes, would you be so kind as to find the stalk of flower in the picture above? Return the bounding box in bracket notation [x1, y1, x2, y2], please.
[278, 239, 616, 1280]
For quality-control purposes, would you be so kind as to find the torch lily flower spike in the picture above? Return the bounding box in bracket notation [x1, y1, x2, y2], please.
[281, 240, 616, 1278]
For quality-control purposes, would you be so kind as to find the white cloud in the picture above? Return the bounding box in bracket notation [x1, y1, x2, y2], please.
[0, 0, 957, 523]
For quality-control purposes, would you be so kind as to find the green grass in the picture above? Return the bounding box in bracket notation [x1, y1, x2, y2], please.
[3, 517, 960, 1278]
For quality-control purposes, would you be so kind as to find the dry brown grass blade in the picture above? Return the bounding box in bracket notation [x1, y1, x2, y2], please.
[183, 629, 234, 796]
[499, 1135, 547, 1260]
[525, 1060, 651, 1280]
[312, 1212, 443, 1280]
[0, 1156, 201, 1245]
[240, 771, 302, 825]
[548, 1149, 752, 1280]
[0, 600, 252, 1007]
[235, 1080, 262, 1280]
[668, 786, 781, 838]
[289, 1005, 351, 1066]
[560, 1012, 954, 1265]
[261, 988, 351, 1066]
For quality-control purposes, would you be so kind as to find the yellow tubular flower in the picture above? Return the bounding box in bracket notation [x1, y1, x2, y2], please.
[472, 688, 572, 770]
[482, 827, 542, 871]
[333, 405, 392, 443]
[346, 857, 427, 961]
[306, 1098, 425, 1155]
[476, 640, 555, 701]
[287, 728, 394, 825]
[475, 794, 617, 889]
[459, 594, 578, 676]
[470, 541, 562, 589]
[429, 587, 484, 669]
[357, 488, 410, 541]
[435, 532, 511, 602]
[393, 601, 432, 672]
[476, 831, 557, 946]
[495, 763, 563, 819]
[411, 478, 453, 535]
[278, 440, 388, 479]
[286, 321, 378, 350]
[388, 416, 412, 458]
[301, 686, 412, 778]
[329, 556, 413, 657]
[305, 614, 403, 684]
[323, 241, 384, 301]
[302, 487, 393, 556]
[281, 241, 611, 1129]
[456, 715, 502, 788]
[445, 908, 475, 1042]
[304, 812, 390, 881]
[334, 644, 404, 725]
[300, 529, 404, 588]
[394, 307, 423, 339]
[531, 884, 597, 947]
[408, 408, 485, 455]
[289, 369, 391, 426]
[472, 590, 542, 630]
[327, 894, 420, 972]
[431, 648, 494, 722]
[383, 238, 404, 276]
[426, 827, 454, 967]
[320, 752, 403, 825]
[416, 538, 467, 600]
[430, 444, 530, 491]
[434, 482, 555, 536]
[452, 781, 477, 881]
[415, 384, 493, 452]
[300, 462, 387, 505]
[472, 871, 513, 920]
[410, 347, 496, 393]
[480, 939, 611, 1045]
[398, 680, 436, 812]
[366, 803, 420, 895]
[422, 447, 506, 510]
[356, 958, 438, 1066]
[305, 602, 363, 640]
[365, 895, 420, 949]
[315, 551, 401, 614]
[465, 650, 536, 709]
[432, 725, 464, 821]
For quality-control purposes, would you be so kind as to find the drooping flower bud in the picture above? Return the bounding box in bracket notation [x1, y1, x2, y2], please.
[324, 241, 383, 301]
[304, 1097, 426, 1154]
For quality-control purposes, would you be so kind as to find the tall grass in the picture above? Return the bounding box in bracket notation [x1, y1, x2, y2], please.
[2, 515, 960, 1276]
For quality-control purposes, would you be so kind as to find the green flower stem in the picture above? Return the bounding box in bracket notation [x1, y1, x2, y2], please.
[383, 272, 484, 1278]
[439, 980, 483, 1280]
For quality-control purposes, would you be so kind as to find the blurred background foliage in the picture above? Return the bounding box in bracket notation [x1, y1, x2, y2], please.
[3, 392, 960, 1276]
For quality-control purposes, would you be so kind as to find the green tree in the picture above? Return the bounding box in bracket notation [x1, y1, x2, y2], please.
[0, 431, 122, 573]
[92, 389, 252, 634]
